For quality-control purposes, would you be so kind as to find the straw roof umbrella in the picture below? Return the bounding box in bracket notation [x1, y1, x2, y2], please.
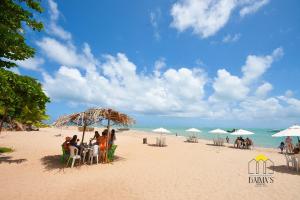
[53, 108, 135, 162]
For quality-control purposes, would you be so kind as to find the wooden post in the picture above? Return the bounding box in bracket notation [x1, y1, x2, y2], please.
[105, 110, 111, 163]
[81, 123, 87, 144]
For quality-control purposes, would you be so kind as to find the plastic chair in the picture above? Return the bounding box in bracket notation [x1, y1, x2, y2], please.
[66, 146, 81, 168]
[88, 145, 99, 165]
[294, 154, 300, 172]
[284, 154, 295, 168]
[108, 145, 117, 161]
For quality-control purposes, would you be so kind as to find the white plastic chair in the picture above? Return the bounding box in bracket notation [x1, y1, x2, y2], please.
[89, 145, 99, 165]
[284, 154, 295, 168]
[161, 137, 166, 146]
[66, 146, 81, 168]
[294, 154, 300, 172]
[156, 137, 160, 146]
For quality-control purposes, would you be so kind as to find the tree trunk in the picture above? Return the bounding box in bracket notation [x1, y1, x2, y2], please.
[0, 109, 7, 134]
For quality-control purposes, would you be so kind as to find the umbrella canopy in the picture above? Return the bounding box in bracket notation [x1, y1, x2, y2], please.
[53, 108, 135, 143]
[185, 128, 201, 133]
[209, 129, 228, 134]
[231, 129, 254, 136]
[152, 127, 171, 134]
[272, 125, 300, 137]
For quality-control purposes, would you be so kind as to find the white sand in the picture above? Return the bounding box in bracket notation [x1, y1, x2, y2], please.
[0, 128, 299, 200]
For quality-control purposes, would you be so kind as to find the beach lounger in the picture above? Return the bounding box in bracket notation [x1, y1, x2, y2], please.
[66, 146, 81, 168]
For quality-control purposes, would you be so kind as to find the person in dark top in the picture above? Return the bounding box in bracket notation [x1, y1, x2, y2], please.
[279, 142, 285, 153]
[69, 135, 81, 154]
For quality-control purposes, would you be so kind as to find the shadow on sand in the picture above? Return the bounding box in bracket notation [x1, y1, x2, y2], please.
[147, 144, 168, 147]
[269, 165, 300, 176]
[41, 155, 66, 172]
[40, 154, 127, 171]
[205, 143, 226, 147]
[0, 156, 27, 164]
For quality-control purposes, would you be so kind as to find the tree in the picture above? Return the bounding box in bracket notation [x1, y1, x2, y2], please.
[0, 0, 43, 68]
[0, 68, 50, 132]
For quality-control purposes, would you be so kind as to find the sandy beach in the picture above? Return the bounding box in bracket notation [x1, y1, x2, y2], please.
[0, 128, 299, 200]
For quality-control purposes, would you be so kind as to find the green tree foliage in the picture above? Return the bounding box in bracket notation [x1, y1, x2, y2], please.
[0, 68, 50, 132]
[0, 0, 43, 68]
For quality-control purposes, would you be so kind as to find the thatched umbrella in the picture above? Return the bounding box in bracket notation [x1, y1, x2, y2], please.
[53, 108, 134, 162]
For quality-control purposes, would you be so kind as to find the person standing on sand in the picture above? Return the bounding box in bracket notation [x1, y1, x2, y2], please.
[226, 136, 229, 143]
[285, 136, 293, 153]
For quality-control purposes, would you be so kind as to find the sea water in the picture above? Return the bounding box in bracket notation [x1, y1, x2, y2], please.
[132, 126, 288, 148]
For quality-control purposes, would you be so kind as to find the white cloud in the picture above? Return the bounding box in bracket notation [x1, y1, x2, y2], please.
[170, 0, 270, 38]
[241, 47, 283, 84]
[210, 69, 249, 102]
[239, 0, 270, 17]
[47, 0, 72, 40]
[255, 82, 273, 98]
[150, 8, 161, 40]
[36, 37, 97, 70]
[16, 57, 44, 71]
[222, 33, 241, 43]
[209, 48, 281, 102]
[43, 53, 207, 116]
[154, 58, 166, 77]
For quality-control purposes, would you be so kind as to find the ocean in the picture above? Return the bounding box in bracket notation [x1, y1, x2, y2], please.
[131, 126, 290, 148]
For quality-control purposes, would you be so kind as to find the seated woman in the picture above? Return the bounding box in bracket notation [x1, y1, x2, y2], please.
[62, 136, 71, 154]
[69, 135, 81, 154]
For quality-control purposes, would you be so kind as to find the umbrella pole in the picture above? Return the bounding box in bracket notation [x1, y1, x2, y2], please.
[81, 123, 86, 144]
[105, 116, 111, 163]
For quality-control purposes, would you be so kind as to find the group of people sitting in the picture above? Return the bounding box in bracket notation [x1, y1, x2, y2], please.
[279, 136, 300, 154]
[234, 137, 253, 149]
[61, 129, 116, 162]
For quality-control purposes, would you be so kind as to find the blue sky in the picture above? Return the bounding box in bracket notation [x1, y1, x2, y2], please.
[14, 0, 300, 128]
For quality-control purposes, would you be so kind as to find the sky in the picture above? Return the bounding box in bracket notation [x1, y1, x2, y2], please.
[12, 0, 300, 128]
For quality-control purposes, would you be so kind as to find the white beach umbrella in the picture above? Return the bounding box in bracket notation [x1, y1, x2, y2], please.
[185, 128, 201, 133]
[186, 128, 201, 138]
[231, 129, 255, 136]
[209, 129, 228, 134]
[272, 125, 300, 137]
[152, 127, 171, 134]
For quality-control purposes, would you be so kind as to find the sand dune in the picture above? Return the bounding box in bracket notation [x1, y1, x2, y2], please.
[0, 128, 299, 200]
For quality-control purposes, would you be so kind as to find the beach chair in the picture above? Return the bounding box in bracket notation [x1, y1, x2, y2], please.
[294, 154, 300, 172]
[161, 137, 166, 146]
[61, 146, 69, 163]
[108, 145, 117, 161]
[284, 154, 295, 169]
[156, 137, 160, 146]
[88, 145, 99, 165]
[66, 146, 81, 168]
